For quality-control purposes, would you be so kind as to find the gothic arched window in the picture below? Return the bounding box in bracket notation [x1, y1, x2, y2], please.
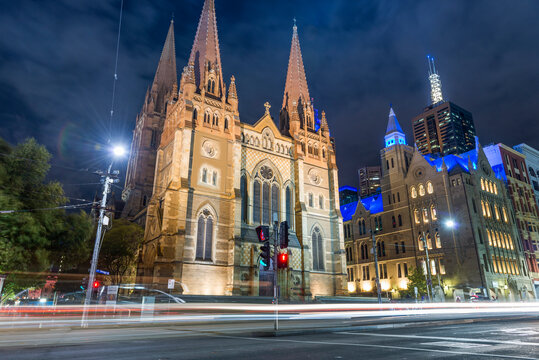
[241, 174, 248, 223]
[196, 209, 214, 261]
[253, 180, 261, 223]
[212, 113, 219, 126]
[224, 117, 229, 130]
[192, 108, 198, 122]
[312, 228, 324, 271]
[271, 183, 279, 222]
[398, 214, 403, 227]
[419, 184, 425, 196]
[285, 186, 293, 228]
[411, 186, 417, 199]
[427, 181, 434, 194]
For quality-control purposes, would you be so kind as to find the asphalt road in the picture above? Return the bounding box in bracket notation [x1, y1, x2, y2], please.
[1, 318, 538, 359]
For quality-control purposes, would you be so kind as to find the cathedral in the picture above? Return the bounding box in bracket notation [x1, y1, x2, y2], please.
[122, 0, 346, 299]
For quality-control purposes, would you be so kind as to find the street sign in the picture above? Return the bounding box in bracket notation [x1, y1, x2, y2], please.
[96, 269, 110, 275]
[168, 279, 175, 289]
[106, 285, 119, 305]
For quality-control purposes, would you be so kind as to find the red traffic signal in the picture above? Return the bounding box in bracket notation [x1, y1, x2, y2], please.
[256, 225, 270, 242]
[277, 252, 289, 268]
[92, 280, 100, 288]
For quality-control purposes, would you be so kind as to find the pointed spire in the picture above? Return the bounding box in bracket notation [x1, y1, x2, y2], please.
[384, 105, 406, 148]
[152, 20, 177, 94]
[227, 75, 237, 100]
[188, 0, 223, 92]
[282, 20, 311, 111]
[427, 55, 443, 105]
[386, 105, 404, 135]
[320, 110, 329, 133]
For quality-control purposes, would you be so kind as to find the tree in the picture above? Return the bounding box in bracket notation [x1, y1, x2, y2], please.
[399, 266, 428, 299]
[0, 138, 93, 300]
[98, 219, 143, 285]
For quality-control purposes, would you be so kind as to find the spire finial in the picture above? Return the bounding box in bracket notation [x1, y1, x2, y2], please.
[427, 55, 443, 104]
[171, 12, 174, 23]
[264, 101, 271, 114]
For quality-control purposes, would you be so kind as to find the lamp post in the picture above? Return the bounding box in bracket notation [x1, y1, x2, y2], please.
[81, 145, 125, 327]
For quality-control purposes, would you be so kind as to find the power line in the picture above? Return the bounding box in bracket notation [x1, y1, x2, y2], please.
[108, 0, 124, 142]
[0, 202, 97, 214]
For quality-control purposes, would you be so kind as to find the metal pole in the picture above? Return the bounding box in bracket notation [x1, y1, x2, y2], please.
[273, 218, 279, 331]
[422, 231, 434, 302]
[82, 162, 112, 327]
[371, 227, 382, 304]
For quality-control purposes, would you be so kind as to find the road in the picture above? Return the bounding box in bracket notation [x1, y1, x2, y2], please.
[0, 318, 538, 359]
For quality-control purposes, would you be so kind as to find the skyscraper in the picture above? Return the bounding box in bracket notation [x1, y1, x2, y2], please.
[412, 57, 476, 156]
[358, 166, 381, 198]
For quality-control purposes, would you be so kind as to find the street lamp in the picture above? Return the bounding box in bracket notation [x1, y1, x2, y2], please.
[81, 145, 125, 327]
[444, 219, 456, 229]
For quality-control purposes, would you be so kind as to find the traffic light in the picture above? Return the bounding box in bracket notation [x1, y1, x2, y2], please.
[279, 221, 289, 249]
[256, 225, 270, 242]
[277, 252, 289, 268]
[260, 242, 271, 270]
[92, 280, 100, 289]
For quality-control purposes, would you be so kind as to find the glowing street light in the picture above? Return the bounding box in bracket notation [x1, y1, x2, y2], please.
[82, 144, 125, 327]
[445, 219, 456, 229]
[112, 145, 126, 157]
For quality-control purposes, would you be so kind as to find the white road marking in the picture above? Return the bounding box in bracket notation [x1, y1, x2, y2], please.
[422, 341, 489, 349]
[211, 334, 537, 359]
[338, 331, 539, 347]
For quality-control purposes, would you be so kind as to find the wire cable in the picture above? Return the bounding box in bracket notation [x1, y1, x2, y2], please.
[108, 0, 124, 142]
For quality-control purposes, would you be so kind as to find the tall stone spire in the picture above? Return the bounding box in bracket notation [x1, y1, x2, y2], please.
[282, 21, 311, 112]
[188, 0, 224, 95]
[385, 105, 406, 148]
[152, 20, 177, 98]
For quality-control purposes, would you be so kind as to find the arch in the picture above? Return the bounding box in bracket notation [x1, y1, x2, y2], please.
[418, 184, 425, 196]
[427, 181, 434, 194]
[311, 227, 324, 271]
[411, 186, 417, 199]
[195, 204, 217, 261]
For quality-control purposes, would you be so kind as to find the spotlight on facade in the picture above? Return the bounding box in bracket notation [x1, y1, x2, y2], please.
[444, 219, 456, 229]
[112, 145, 126, 157]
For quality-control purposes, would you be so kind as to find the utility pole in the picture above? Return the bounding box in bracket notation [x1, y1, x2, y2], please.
[81, 162, 119, 327]
[371, 225, 382, 304]
[422, 231, 435, 302]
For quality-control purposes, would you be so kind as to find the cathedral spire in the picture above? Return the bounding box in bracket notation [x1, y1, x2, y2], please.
[188, 0, 224, 95]
[152, 20, 177, 95]
[385, 105, 406, 147]
[282, 21, 311, 111]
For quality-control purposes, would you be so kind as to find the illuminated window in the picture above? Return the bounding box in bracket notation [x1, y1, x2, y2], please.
[508, 234, 514, 250]
[418, 235, 424, 251]
[439, 260, 446, 275]
[426, 233, 432, 249]
[422, 208, 429, 223]
[411, 186, 417, 199]
[427, 182, 434, 194]
[502, 207, 508, 222]
[430, 259, 437, 275]
[488, 181, 494, 194]
[481, 178, 485, 191]
[435, 232, 441, 248]
[493, 183, 498, 195]
[486, 202, 491, 217]
[414, 209, 420, 224]
[481, 201, 487, 217]
[495, 231, 502, 248]
[431, 205, 437, 221]
[419, 184, 425, 197]
[494, 205, 500, 220]
[492, 256, 498, 273]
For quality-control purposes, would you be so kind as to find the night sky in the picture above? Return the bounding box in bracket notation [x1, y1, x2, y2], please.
[1, 0, 538, 201]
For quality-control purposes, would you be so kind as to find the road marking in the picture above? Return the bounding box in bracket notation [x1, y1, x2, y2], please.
[211, 334, 537, 359]
[422, 341, 489, 349]
[338, 331, 539, 347]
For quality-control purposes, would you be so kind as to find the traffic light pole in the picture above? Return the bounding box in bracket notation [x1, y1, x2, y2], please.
[81, 162, 113, 328]
[273, 218, 279, 331]
[422, 231, 434, 302]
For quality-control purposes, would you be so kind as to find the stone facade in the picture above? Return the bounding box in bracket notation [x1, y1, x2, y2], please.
[343, 108, 535, 301]
[132, 0, 346, 299]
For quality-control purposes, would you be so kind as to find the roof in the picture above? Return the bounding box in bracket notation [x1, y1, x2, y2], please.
[340, 193, 383, 222]
[339, 185, 358, 193]
[341, 201, 358, 222]
[386, 106, 404, 135]
[282, 23, 310, 111]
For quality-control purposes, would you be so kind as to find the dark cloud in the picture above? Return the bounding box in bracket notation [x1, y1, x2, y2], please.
[1, 0, 538, 199]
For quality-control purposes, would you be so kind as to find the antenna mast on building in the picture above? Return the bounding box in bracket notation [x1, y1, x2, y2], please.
[427, 55, 443, 105]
